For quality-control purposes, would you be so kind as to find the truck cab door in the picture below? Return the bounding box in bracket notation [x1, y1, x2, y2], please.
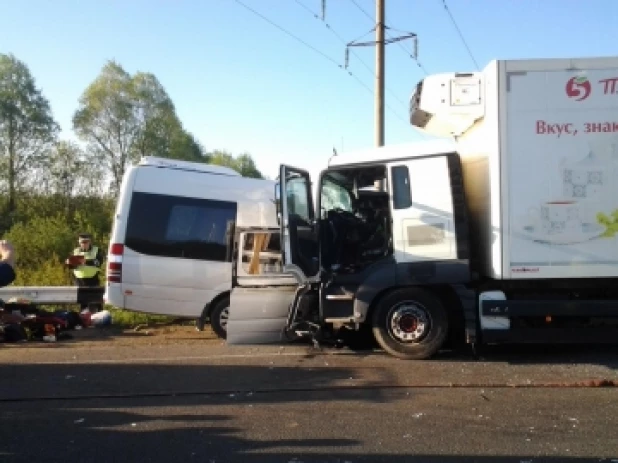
[279, 165, 319, 281]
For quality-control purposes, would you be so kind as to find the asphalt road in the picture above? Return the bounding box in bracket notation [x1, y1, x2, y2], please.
[1, 334, 617, 462]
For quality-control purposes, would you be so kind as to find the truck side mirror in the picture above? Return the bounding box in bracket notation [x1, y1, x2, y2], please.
[274, 182, 281, 225]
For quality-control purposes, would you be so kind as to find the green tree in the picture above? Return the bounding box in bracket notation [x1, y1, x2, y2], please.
[37, 140, 105, 215]
[73, 61, 204, 193]
[168, 130, 209, 163]
[0, 53, 58, 215]
[4, 213, 76, 285]
[209, 149, 263, 178]
[235, 153, 263, 178]
[46, 141, 85, 196]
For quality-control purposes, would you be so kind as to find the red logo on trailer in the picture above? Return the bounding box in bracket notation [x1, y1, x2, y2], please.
[565, 76, 591, 101]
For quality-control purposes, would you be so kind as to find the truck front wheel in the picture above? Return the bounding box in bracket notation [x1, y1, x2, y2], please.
[371, 288, 448, 360]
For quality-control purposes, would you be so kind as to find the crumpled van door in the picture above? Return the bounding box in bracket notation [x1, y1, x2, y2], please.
[226, 228, 298, 345]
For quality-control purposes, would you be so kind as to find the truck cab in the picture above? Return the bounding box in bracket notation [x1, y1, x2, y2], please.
[227, 140, 477, 359]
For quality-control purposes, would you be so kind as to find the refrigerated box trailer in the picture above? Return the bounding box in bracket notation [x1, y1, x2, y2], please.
[226, 56, 618, 359]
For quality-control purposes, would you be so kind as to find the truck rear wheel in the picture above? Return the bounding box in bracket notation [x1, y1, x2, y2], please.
[371, 288, 448, 360]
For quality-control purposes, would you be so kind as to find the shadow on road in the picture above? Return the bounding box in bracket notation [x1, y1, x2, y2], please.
[0, 391, 611, 463]
[0, 363, 397, 402]
[440, 343, 618, 370]
[0, 389, 613, 463]
[0, 362, 615, 461]
[339, 337, 618, 371]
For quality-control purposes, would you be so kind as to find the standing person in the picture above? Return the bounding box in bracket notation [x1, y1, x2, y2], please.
[0, 239, 22, 326]
[65, 233, 104, 313]
[0, 239, 16, 287]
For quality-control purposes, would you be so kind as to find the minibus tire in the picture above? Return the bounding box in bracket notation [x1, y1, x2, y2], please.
[210, 297, 230, 339]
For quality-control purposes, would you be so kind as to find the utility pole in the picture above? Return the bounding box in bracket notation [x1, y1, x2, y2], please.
[345, 1, 418, 148]
[375, 0, 385, 147]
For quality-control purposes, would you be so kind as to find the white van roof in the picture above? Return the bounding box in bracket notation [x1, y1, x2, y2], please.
[328, 138, 458, 167]
[138, 156, 242, 177]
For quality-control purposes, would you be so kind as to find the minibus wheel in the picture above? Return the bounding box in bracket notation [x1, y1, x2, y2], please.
[209, 297, 230, 339]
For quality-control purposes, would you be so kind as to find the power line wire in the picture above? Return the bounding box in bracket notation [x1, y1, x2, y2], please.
[441, 0, 479, 70]
[295, 0, 408, 108]
[384, 26, 428, 75]
[348, 0, 373, 21]
[349, 0, 429, 75]
[391, 37, 428, 75]
[233, 0, 409, 128]
[233, 0, 342, 68]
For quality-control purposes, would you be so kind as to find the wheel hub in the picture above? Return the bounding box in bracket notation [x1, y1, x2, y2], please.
[388, 303, 431, 343]
[220, 307, 229, 330]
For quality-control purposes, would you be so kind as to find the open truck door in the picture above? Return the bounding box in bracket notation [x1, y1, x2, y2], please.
[278, 165, 318, 281]
[226, 165, 317, 345]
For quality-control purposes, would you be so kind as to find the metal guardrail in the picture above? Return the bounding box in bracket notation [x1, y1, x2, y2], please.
[0, 286, 105, 305]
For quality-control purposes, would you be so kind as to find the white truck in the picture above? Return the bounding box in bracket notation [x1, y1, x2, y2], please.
[226, 56, 618, 359]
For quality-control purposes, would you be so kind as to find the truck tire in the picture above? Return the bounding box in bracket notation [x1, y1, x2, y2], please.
[209, 297, 230, 339]
[371, 288, 448, 360]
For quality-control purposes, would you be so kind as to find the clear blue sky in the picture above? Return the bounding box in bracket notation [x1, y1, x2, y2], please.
[2, 0, 617, 179]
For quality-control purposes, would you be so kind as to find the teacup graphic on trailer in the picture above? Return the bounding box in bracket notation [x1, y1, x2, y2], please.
[560, 139, 618, 222]
[522, 199, 605, 245]
[561, 150, 606, 202]
[528, 200, 581, 235]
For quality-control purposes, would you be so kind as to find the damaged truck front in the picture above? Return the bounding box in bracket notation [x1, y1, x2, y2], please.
[227, 56, 618, 360]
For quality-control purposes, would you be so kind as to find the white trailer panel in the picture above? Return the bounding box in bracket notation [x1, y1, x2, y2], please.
[454, 57, 618, 280]
[502, 57, 618, 279]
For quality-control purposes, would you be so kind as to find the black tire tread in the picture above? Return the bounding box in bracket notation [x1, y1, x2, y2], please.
[210, 297, 230, 339]
[371, 287, 448, 360]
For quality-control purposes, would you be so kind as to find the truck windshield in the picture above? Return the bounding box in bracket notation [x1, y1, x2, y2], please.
[321, 177, 352, 216]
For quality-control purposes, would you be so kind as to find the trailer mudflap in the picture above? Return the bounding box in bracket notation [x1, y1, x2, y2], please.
[226, 286, 296, 345]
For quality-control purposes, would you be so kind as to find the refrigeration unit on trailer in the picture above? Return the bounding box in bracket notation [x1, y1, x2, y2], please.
[227, 55, 618, 359]
[105, 156, 284, 338]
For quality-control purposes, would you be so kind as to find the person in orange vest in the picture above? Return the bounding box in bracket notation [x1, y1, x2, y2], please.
[65, 233, 104, 312]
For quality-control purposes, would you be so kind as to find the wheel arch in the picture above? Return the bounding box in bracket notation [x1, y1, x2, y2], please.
[205, 290, 231, 319]
[196, 291, 231, 332]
